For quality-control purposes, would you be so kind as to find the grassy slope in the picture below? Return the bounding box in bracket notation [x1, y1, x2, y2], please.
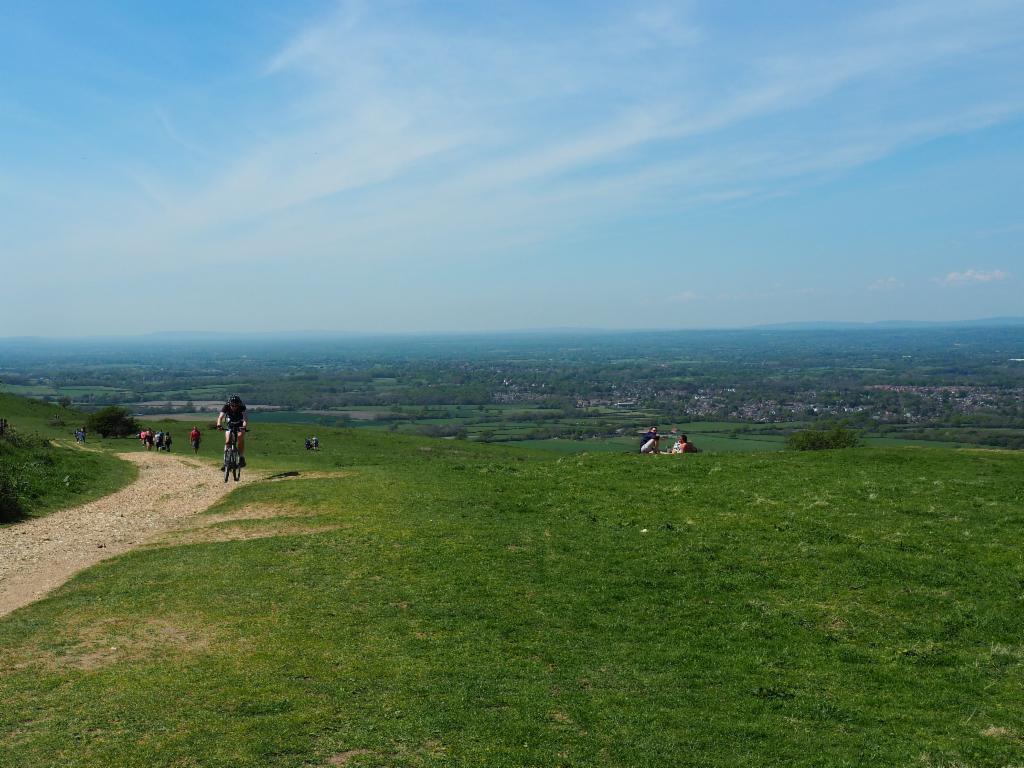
[0, 394, 137, 521]
[1, 425, 1023, 766]
[0, 391, 79, 437]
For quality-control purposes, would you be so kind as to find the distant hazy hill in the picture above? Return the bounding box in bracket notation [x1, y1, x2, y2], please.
[3, 317, 1024, 345]
[754, 317, 1024, 331]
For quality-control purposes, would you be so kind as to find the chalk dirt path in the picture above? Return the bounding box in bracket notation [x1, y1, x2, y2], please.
[0, 452, 252, 618]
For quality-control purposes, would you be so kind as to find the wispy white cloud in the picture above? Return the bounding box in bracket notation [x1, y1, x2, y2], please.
[868, 277, 903, 291]
[940, 269, 1011, 285]
[211, 0, 1024, 235]
[628, 4, 702, 49]
[672, 290, 700, 302]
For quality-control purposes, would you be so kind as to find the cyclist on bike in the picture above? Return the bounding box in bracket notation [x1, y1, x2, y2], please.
[216, 394, 248, 468]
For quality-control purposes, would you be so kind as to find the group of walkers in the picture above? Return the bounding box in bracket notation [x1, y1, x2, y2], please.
[305, 436, 320, 451]
[139, 427, 206, 453]
[73, 427, 88, 443]
[139, 428, 174, 452]
[640, 426, 698, 455]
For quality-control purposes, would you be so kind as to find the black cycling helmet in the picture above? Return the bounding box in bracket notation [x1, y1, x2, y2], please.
[229, 394, 243, 405]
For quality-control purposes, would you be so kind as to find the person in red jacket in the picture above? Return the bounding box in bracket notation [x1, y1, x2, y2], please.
[189, 426, 201, 454]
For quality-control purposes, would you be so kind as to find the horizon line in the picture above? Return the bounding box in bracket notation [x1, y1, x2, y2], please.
[2, 316, 1024, 343]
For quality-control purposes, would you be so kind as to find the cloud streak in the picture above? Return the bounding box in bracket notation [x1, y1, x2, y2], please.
[940, 269, 1011, 285]
[178, 1, 1024, 256]
[868, 277, 903, 292]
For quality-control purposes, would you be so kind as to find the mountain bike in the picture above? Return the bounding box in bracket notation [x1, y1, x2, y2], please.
[221, 424, 245, 483]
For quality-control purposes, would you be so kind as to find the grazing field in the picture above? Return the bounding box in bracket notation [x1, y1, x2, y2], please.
[1, 417, 1023, 766]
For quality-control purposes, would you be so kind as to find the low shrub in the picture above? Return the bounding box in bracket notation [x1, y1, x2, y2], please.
[85, 406, 140, 438]
[786, 425, 861, 451]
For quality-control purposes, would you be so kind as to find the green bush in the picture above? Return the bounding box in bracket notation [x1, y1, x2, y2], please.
[0, 467, 23, 521]
[0, 430, 48, 521]
[786, 425, 861, 451]
[85, 406, 140, 438]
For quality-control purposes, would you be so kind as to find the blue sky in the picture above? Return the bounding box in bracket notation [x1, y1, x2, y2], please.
[1, 0, 1022, 335]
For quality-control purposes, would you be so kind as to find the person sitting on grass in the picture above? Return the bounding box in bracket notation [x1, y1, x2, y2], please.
[672, 434, 699, 454]
[640, 426, 660, 454]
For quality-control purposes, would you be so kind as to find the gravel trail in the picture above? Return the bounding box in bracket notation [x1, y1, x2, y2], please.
[0, 452, 251, 618]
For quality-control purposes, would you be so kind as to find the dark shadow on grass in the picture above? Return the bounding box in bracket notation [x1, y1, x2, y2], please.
[265, 471, 301, 480]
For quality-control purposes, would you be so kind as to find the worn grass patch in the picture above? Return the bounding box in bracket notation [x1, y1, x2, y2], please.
[154, 520, 347, 546]
[4, 613, 216, 674]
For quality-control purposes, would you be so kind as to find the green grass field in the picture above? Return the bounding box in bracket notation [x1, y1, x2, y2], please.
[523, 433, 786, 453]
[0, 383, 135, 400]
[512, 433, 959, 455]
[2, 404, 1023, 766]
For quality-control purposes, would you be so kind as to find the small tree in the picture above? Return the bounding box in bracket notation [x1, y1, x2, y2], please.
[786, 425, 861, 451]
[86, 406, 140, 438]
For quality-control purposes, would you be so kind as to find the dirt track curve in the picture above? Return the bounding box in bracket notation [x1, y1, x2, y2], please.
[0, 451, 252, 618]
